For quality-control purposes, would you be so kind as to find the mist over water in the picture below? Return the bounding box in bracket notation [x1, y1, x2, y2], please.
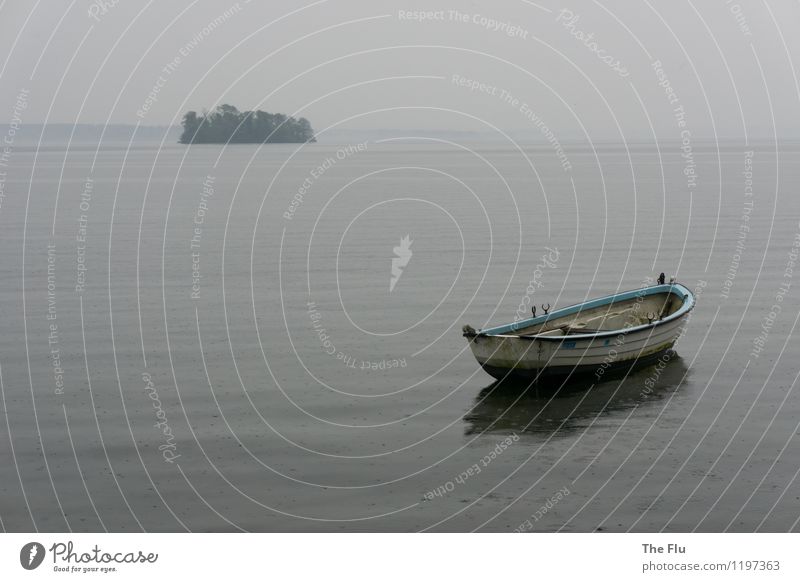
[2, 140, 799, 531]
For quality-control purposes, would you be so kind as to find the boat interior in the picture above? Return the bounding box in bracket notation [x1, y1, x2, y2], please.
[514, 291, 682, 337]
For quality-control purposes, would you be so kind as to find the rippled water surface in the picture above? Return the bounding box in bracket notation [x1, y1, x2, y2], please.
[2, 141, 800, 532]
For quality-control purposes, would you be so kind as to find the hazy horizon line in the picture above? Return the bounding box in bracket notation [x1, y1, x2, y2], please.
[1, 122, 796, 144]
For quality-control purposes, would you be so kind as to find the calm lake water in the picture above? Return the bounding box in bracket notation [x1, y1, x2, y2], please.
[2, 140, 800, 532]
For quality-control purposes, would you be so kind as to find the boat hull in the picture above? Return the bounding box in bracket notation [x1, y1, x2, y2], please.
[478, 342, 676, 381]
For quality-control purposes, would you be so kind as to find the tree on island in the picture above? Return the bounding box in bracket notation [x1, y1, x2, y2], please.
[179, 105, 316, 144]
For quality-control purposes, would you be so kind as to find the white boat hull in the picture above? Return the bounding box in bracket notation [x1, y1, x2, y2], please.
[464, 283, 694, 381]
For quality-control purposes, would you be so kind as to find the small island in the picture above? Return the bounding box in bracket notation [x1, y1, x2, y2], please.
[179, 104, 316, 144]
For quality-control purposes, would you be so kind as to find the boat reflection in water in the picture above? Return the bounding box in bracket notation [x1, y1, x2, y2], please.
[464, 350, 689, 437]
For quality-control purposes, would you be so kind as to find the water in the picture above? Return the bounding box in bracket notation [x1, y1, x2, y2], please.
[1, 140, 799, 532]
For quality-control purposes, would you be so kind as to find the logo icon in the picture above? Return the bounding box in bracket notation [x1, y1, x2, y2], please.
[20, 542, 45, 570]
[390, 235, 413, 292]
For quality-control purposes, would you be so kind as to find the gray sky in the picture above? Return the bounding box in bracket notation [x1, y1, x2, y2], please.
[1, 0, 799, 139]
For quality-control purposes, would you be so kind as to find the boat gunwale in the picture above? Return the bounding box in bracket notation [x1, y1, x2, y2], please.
[472, 283, 694, 341]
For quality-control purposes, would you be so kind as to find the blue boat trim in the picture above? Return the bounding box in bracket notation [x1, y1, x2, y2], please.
[478, 283, 694, 341]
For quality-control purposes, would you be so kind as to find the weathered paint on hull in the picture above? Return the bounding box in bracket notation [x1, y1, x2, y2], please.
[479, 343, 676, 381]
[469, 316, 684, 369]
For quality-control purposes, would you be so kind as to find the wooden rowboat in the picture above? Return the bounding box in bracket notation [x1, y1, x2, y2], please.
[463, 282, 694, 381]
